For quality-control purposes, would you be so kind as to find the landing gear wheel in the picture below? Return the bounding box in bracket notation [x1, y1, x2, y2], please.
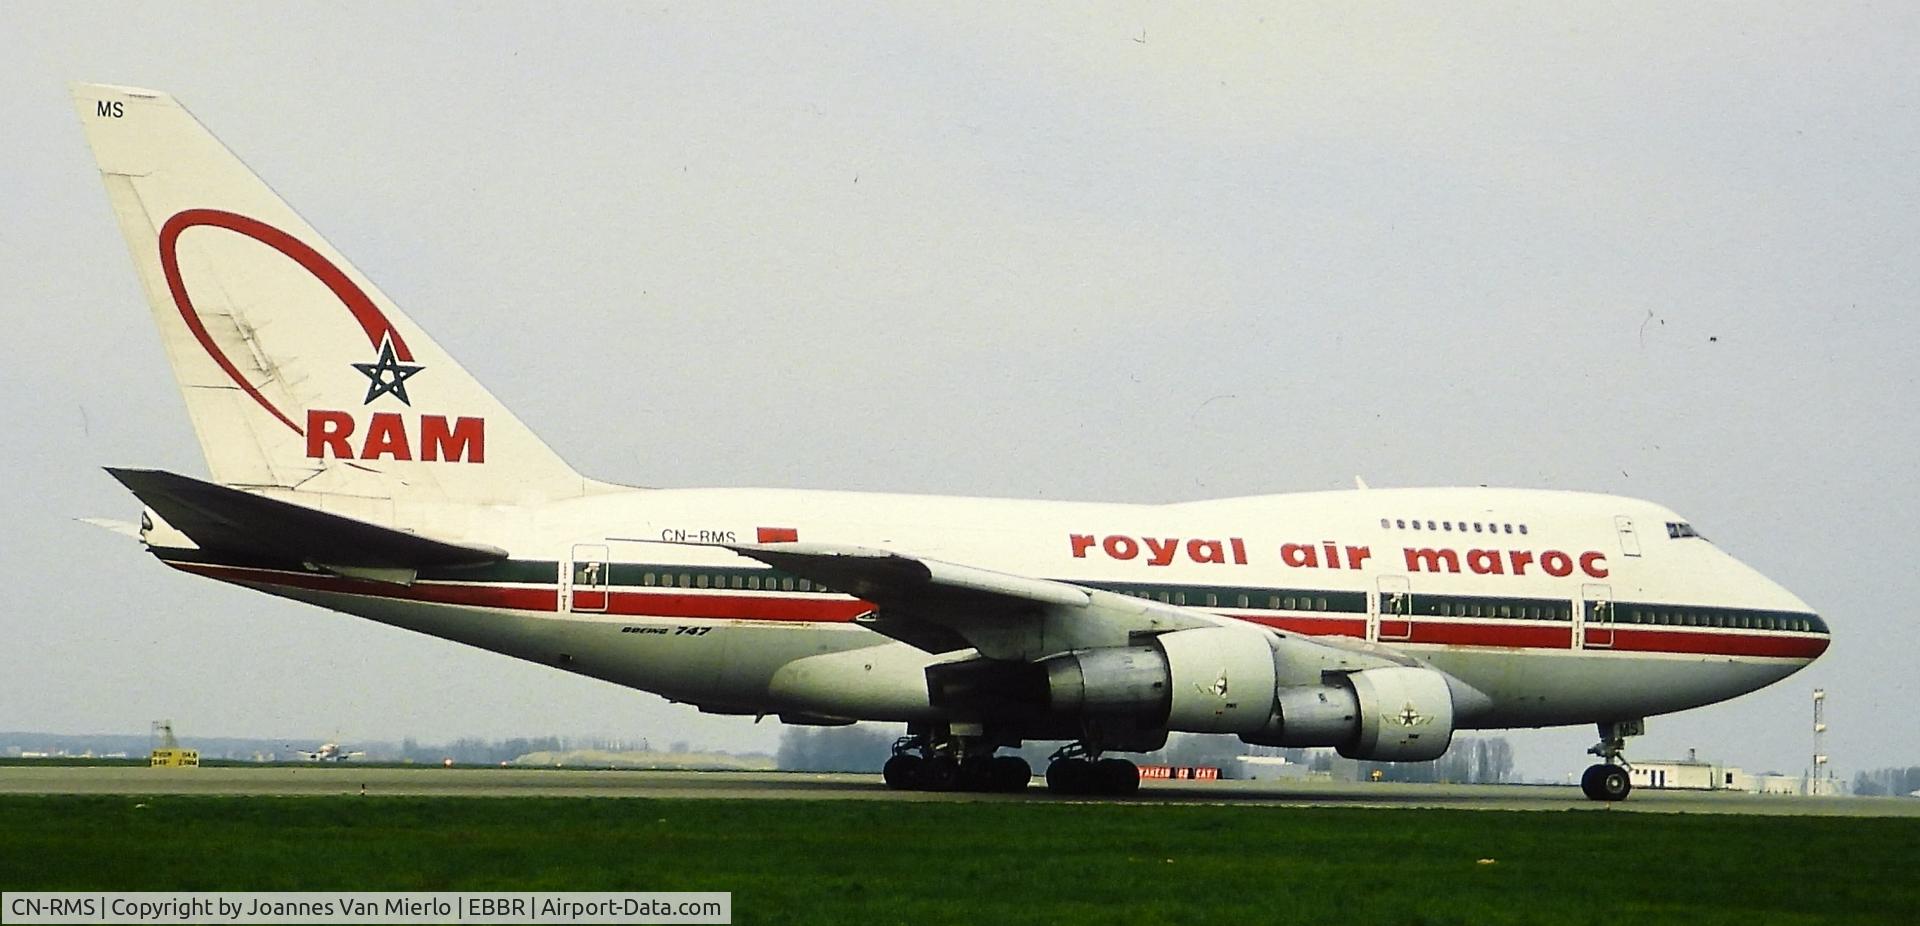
[957, 757, 997, 792]
[1580, 764, 1631, 801]
[991, 756, 1032, 792]
[1095, 758, 1140, 796]
[1046, 758, 1093, 795]
[920, 756, 960, 791]
[882, 754, 922, 790]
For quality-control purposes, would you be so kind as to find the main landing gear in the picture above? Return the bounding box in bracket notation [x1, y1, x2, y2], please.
[1580, 718, 1643, 802]
[877, 731, 1144, 796]
[882, 733, 1031, 793]
[1043, 742, 1140, 797]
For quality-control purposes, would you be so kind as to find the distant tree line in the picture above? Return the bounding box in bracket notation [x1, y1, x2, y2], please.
[1355, 737, 1515, 783]
[400, 736, 564, 765]
[1851, 767, 1920, 797]
[776, 725, 895, 772]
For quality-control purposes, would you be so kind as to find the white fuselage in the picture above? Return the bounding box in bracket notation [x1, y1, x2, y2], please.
[159, 484, 1827, 735]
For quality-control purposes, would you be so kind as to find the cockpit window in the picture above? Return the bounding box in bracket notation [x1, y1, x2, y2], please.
[1666, 521, 1703, 539]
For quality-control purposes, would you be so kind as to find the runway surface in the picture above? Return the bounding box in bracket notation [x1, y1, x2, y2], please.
[2, 766, 1913, 816]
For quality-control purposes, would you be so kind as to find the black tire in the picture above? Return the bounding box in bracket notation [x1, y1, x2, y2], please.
[957, 757, 996, 792]
[920, 756, 960, 791]
[1580, 763, 1631, 801]
[1096, 758, 1141, 796]
[1046, 758, 1092, 795]
[991, 755, 1031, 792]
[1579, 764, 1604, 799]
[882, 754, 922, 790]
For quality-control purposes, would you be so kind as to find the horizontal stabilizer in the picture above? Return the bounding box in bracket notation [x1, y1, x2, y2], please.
[77, 516, 143, 540]
[105, 467, 506, 568]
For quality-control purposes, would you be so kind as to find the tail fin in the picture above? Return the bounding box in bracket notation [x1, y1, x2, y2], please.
[72, 82, 589, 508]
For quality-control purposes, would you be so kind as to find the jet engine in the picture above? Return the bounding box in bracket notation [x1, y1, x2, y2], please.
[1040, 627, 1456, 761]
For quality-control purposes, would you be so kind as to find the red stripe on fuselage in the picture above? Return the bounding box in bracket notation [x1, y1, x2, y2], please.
[1400, 620, 1572, 649]
[168, 560, 1826, 659]
[172, 561, 559, 611]
[1242, 615, 1370, 638]
[1607, 627, 1829, 659]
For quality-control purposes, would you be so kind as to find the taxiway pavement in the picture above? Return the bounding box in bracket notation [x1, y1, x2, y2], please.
[1, 766, 1912, 816]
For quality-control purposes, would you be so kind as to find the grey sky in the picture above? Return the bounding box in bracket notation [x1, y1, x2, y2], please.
[3, 4, 1914, 780]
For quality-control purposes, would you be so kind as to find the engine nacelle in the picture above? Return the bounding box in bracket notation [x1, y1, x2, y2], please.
[1243, 665, 1456, 761]
[1339, 665, 1456, 761]
[1044, 626, 1279, 732]
[1044, 630, 1458, 761]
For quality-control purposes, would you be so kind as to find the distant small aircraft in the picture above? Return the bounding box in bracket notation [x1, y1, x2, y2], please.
[288, 743, 365, 762]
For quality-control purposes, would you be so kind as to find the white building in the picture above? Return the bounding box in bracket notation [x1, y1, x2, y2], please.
[1628, 750, 1836, 795]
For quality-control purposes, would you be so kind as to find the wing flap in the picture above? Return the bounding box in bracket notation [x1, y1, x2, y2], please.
[724, 540, 1214, 659]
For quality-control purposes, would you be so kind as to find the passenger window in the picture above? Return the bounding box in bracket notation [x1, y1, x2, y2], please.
[1498, 605, 1512, 618]
[1411, 520, 1421, 530]
[1427, 521, 1437, 530]
[642, 572, 656, 587]
[695, 574, 710, 589]
[1443, 522, 1452, 531]
[1268, 596, 1281, 609]
[797, 579, 812, 592]
[1283, 596, 1296, 610]
[1503, 524, 1513, 534]
[1519, 525, 1529, 535]
[1380, 519, 1390, 529]
[1396, 519, 1406, 529]
[1473, 523, 1484, 533]
[1316, 597, 1327, 611]
[678, 574, 691, 588]
[1236, 594, 1249, 608]
[1205, 593, 1218, 607]
[781, 578, 794, 591]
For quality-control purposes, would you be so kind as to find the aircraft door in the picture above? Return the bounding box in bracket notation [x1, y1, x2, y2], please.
[565, 543, 610, 613]
[1614, 516, 1642, 557]
[1581, 583, 1614, 649]
[1375, 576, 1412, 641]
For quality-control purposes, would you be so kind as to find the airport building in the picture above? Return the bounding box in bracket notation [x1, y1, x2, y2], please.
[1628, 750, 1837, 796]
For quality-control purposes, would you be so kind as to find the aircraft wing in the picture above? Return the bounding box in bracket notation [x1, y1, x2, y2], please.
[107, 468, 507, 570]
[724, 540, 1411, 667]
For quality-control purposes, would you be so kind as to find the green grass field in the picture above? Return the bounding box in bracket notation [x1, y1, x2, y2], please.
[1, 795, 1913, 925]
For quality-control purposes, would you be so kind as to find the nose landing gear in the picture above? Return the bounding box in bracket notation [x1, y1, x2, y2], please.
[1580, 718, 1643, 802]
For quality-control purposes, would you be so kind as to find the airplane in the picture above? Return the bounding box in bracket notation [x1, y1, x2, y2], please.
[70, 82, 1829, 801]
[288, 742, 365, 762]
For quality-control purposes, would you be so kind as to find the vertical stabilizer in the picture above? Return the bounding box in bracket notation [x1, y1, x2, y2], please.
[72, 82, 590, 508]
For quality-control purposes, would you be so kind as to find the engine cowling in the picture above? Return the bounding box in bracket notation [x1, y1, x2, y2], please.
[1043, 626, 1278, 733]
[1244, 665, 1456, 761]
[1042, 629, 1457, 762]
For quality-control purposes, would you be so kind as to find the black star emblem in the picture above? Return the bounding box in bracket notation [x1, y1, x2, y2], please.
[351, 334, 423, 406]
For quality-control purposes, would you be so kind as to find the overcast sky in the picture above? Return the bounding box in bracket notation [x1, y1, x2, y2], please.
[4, 4, 1915, 780]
